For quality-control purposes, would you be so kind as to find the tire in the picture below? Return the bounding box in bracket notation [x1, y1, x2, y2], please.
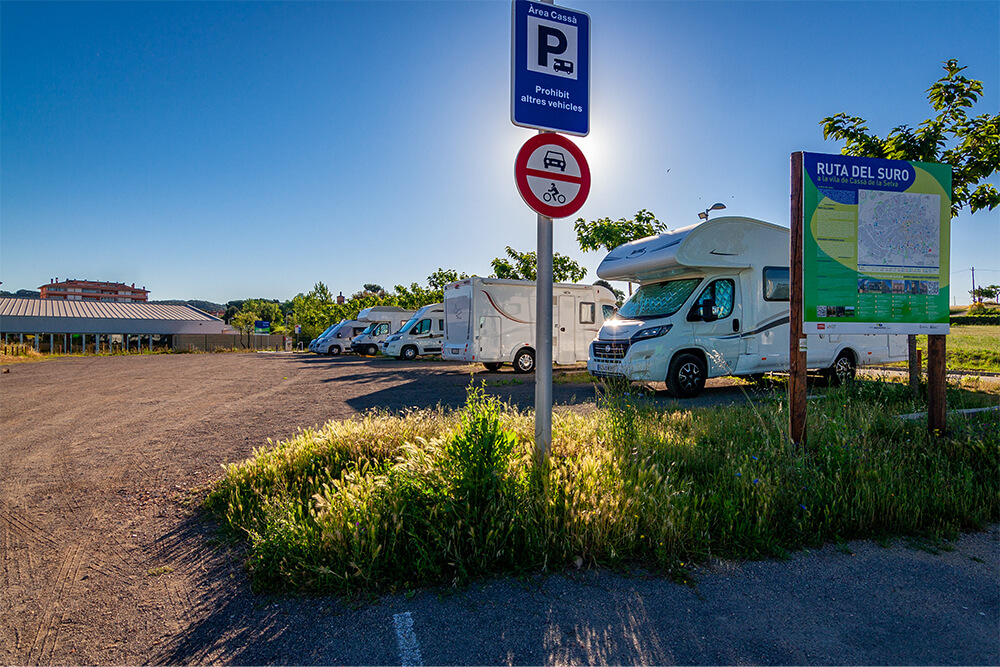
[483, 362, 502, 372]
[826, 351, 856, 386]
[401, 345, 418, 361]
[512, 348, 535, 374]
[366, 344, 379, 357]
[666, 353, 706, 398]
[327, 345, 341, 356]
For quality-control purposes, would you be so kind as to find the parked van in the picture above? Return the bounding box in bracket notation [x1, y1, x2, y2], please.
[382, 303, 445, 360]
[588, 216, 907, 397]
[308, 323, 340, 353]
[350, 306, 416, 356]
[442, 277, 617, 373]
[314, 319, 366, 356]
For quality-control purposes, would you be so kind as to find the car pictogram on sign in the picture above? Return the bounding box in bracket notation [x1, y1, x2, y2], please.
[543, 151, 566, 171]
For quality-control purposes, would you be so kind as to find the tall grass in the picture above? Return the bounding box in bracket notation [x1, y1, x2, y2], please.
[205, 380, 999, 596]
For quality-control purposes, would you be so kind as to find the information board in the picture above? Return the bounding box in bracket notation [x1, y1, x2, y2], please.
[802, 152, 951, 335]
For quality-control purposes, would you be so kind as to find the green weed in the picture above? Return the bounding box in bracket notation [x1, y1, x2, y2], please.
[205, 379, 999, 596]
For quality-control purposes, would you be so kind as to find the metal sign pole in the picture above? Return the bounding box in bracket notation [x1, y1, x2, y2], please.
[535, 211, 553, 465]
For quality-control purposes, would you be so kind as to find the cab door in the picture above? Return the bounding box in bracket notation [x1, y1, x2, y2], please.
[689, 278, 742, 376]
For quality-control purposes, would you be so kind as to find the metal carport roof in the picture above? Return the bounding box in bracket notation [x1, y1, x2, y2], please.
[0, 298, 231, 335]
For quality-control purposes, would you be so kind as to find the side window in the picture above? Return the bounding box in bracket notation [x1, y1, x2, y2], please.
[437, 319, 444, 331]
[763, 267, 790, 301]
[696, 279, 735, 319]
[414, 319, 431, 335]
[579, 302, 595, 324]
[602, 304, 617, 320]
[376, 323, 389, 336]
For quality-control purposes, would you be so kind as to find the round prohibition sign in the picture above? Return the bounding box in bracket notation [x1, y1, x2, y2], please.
[514, 133, 591, 218]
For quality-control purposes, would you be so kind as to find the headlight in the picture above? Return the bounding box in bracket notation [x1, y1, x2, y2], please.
[631, 324, 672, 342]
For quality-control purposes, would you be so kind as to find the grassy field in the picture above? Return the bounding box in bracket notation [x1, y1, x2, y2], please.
[205, 379, 999, 597]
[915, 325, 1000, 373]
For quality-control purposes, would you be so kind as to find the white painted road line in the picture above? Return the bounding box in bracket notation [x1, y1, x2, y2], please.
[393, 611, 423, 666]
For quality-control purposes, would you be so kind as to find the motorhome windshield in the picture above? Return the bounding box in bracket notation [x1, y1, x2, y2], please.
[397, 316, 419, 335]
[617, 278, 701, 320]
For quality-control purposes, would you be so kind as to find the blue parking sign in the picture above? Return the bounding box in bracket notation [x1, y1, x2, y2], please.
[511, 0, 590, 136]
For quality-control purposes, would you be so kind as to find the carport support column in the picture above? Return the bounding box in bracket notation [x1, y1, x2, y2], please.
[535, 211, 553, 465]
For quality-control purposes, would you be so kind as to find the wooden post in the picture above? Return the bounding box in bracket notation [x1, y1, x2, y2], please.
[789, 152, 807, 448]
[908, 335, 920, 396]
[927, 334, 947, 435]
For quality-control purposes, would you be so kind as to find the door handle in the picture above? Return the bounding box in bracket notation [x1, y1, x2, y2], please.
[560, 327, 566, 332]
[733, 319, 740, 332]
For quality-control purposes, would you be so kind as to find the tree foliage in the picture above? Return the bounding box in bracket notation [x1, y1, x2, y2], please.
[970, 284, 999, 303]
[822, 59, 999, 217]
[490, 246, 586, 283]
[574, 209, 668, 254]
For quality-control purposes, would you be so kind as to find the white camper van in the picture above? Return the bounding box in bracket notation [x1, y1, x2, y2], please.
[443, 277, 617, 373]
[350, 306, 416, 356]
[588, 216, 907, 397]
[308, 323, 340, 353]
[314, 319, 366, 356]
[382, 303, 445, 360]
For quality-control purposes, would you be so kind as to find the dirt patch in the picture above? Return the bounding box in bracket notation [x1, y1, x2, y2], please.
[0, 352, 607, 664]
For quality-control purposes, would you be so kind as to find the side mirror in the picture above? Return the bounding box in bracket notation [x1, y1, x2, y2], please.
[701, 301, 718, 322]
[688, 299, 718, 322]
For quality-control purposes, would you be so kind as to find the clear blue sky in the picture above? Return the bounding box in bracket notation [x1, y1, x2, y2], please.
[2, 1, 997, 305]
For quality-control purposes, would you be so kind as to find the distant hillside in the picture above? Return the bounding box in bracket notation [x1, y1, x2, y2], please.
[151, 299, 225, 313]
[0, 290, 40, 299]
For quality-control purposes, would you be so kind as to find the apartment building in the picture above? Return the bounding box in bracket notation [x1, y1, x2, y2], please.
[40, 278, 149, 303]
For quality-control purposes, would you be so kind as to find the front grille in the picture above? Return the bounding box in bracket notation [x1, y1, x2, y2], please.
[591, 340, 630, 360]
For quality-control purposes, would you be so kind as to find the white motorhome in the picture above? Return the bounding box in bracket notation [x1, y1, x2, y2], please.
[350, 306, 416, 356]
[308, 323, 340, 353]
[588, 216, 907, 397]
[382, 303, 445, 360]
[443, 277, 617, 373]
[314, 319, 366, 356]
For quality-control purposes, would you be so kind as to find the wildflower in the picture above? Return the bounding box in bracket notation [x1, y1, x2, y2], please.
[799, 504, 807, 510]
[751, 455, 758, 460]
[735, 472, 742, 477]
[752, 479, 760, 484]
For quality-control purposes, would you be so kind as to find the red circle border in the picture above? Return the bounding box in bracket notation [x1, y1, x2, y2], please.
[514, 133, 591, 219]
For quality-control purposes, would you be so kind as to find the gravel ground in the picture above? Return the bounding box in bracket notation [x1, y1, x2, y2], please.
[1, 352, 997, 666]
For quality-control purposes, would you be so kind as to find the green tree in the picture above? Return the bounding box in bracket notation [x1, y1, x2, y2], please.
[970, 284, 999, 303]
[822, 59, 999, 215]
[574, 209, 669, 295]
[230, 309, 257, 347]
[821, 59, 1000, 392]
[427, 268, 468, 291]
[490, 246, 586, 283]
[574, 209, 668, 254]
[291, 282, 339, 339]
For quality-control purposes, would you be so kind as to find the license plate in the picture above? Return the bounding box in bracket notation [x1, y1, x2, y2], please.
[595, 362, 621, 375]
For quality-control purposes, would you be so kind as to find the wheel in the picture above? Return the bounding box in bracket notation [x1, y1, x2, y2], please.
[366, 344, 379, 357]
[512, 348, 535, 374]
[401, 345, 418, 361]
[483, 362, 502, 372]
[327, 344, 341, 356]
[826, 351, 856, 386]
[666, 353, 706, 398]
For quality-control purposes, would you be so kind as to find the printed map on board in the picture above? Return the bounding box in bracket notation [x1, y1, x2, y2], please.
[857, 190, 940, 272]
